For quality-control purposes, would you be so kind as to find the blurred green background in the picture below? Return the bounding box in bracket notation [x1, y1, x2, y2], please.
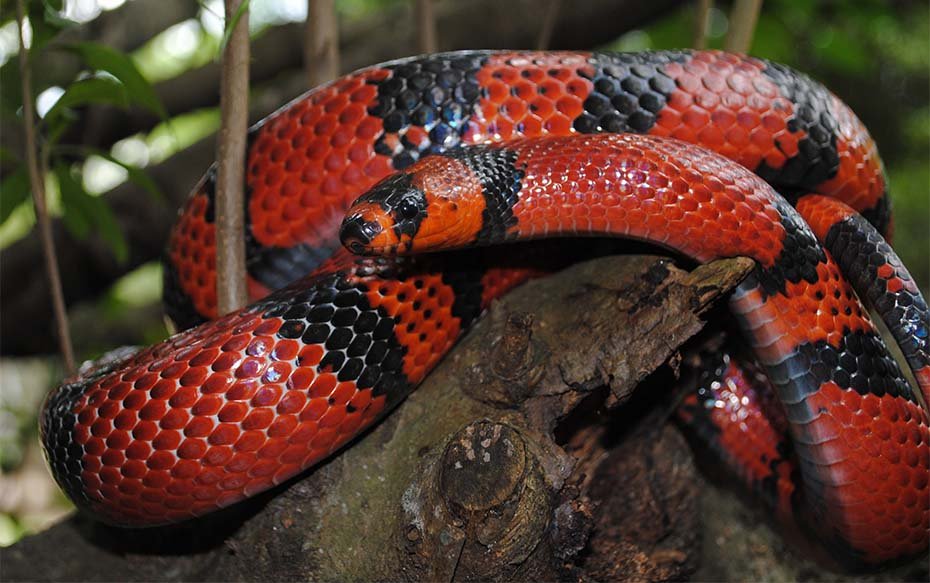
[0, 0, 926, 546]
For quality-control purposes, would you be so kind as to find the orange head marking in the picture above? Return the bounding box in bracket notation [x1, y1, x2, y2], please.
[340, 156, 486, 255]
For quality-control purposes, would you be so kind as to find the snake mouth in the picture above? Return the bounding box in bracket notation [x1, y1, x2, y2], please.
[340, 214, 384, 254]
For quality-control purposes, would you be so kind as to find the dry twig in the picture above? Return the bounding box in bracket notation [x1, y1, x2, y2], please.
[536, 0, 561, 50]
[15, 0, 75, 374]
[415, 0, 437, 53]
[215, 0, 251, 315]
[306, 0, 340, 87]
[724, 0, 762, 53]
[693, 0, 713, 49]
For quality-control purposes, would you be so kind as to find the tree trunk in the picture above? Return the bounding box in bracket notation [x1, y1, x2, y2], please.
[0, 254, 752, 581]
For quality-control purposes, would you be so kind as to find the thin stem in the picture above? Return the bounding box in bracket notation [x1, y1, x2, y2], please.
[724, 0, 762, 53]
[216, 0, 250, 315]
[536, 0, 561, 50]
[415, 0, 437, 53]
[16, 0, 75, 375]
[693, 0, 713, 49]
[306, 0, 340, 87]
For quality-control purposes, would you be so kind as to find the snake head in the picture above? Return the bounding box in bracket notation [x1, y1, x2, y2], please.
[341, 155, 487, 255]
[340, 173, 426, 255]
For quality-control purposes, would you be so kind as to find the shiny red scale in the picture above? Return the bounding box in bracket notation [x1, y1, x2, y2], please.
[342, 129, 928, 562]
[42, 51, 925, 566]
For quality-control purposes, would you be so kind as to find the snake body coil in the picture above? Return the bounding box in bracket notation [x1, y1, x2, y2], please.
[40, 51, 928, 565]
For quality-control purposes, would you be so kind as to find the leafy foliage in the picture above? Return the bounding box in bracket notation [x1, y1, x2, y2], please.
[1, 2, 165, 262]
[44, 76, 131, 122]
[0, 166, 28, 223]
[55, 162, 128, 262]
[65, 42, 167, 118]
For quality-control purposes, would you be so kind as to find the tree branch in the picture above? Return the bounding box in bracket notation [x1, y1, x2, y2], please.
[1, 254, 753, 581]
[724, 0, 762, 53]
[4, 254, 927, 579]
[535, 0, 561, 50]
[215, 0, 250, 315]
[692, 0, 712, 49]
[415, 0, 437, 54]
[15, 0, 75, 374]
[305, 0, 339, 88]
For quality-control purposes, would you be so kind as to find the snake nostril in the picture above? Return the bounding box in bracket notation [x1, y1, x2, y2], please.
[341, 216, 382, 251]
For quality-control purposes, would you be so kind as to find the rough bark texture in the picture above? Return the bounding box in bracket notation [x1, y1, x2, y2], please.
[415, 0, 437, 54]
[0, 0, 687, 356]
[2, 254, 752, 581]
[5, 254, 927, 580]
[215, 0, 251, 315]
[305, 0, 340, 88]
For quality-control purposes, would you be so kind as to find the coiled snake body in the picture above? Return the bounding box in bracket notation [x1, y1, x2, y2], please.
[40, 51, 929, 564]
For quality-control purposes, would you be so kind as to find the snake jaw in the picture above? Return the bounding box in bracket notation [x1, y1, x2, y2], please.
[340, 212, 385, 254]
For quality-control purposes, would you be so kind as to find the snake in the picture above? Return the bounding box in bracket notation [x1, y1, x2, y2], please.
[38, 50, 929, 565]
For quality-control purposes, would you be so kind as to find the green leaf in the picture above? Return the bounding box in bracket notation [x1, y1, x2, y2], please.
[0, 58, 22, 119]
[52, 144, 165, 203]
[42, 0, 73, 27]
[92, 191, 129, 264]
[26, 0, 75, 54]
[44, 76, 129, 123]
[0, 146, 20, 164]
[0, 166, 29, 224]
[89, 149, 164, 203]
[67, 42, 167, 119]
[1, 1, 76, 119]
[56, 164, 92, 237]
[55, 163, 128, 262]
[814, 26, 869, 75]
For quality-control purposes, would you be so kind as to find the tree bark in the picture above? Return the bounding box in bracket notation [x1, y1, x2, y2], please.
[215, 0, 250, 315]
[415, 0, 437, 54]
[692, 0, 712, 49]
[724, 0, 762, 53]
[0, 0, 687, 356]
[0, 254, 754, 581]
[305, 0, 340, 88]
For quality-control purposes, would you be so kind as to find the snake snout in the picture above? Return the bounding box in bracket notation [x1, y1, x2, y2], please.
[340, 214, 383, 254]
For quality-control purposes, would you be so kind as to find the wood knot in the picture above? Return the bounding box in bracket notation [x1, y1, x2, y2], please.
[423, 421, 552, 578]
[439, 422, 527, 515]
[491, 313, 535, 380]
[472, 312, 547, 405]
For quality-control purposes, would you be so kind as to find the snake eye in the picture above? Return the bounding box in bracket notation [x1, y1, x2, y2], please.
[397, 197, 420, 220]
